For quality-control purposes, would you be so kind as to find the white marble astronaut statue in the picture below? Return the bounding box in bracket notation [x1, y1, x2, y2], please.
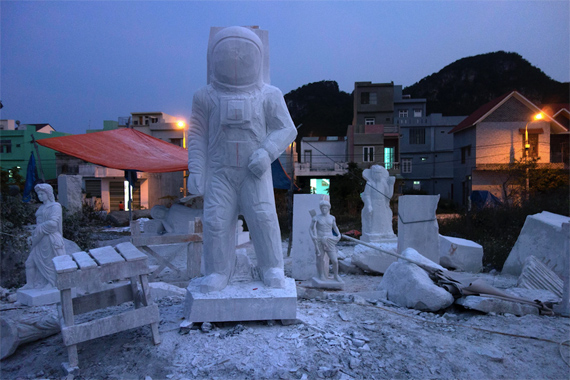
[361, 165, 396, 242]
[187, 26, 297, 293]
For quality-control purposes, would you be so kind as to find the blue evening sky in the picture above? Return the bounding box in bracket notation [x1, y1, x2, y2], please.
[1, 1, 568, 135]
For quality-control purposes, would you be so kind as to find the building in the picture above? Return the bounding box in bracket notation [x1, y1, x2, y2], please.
[79, 113, 186, 211]
[347, 82, 428, 177]
[399, 113, 466, 198]
[449, 91, 569, 206]
[0, 120, 69, 180]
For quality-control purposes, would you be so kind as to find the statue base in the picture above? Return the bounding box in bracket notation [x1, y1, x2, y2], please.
[361, 233, 398, 244]
[310, 277, 345, 290]
[17, 287, 70, 306]
[184, 277, 297, 323]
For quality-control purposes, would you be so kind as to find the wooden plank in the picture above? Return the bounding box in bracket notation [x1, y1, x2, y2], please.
[131, 234, 202, 247]
[72, 251, 98, 270]
[55, 260, 150, 289]
[71, 284, 134, 315]
[115, 242, 147, 262]
[61, 305, 160, 346]
[53, 255, 78, 274]
[89, 246, 125, 266]
[60, 288, 78, 367]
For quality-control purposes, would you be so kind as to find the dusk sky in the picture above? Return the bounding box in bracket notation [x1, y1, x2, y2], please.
[1, 1, 569, 135]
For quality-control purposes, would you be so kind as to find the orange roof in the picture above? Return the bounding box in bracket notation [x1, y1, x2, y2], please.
[37, 128, 187, 173]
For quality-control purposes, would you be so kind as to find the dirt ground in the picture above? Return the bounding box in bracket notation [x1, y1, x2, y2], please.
[1, 239, 569, 380]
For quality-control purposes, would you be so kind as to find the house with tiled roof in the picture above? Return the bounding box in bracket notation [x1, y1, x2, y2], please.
[449, 91, 569, 206]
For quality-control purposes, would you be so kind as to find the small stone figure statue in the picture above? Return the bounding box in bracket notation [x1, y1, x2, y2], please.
[361, 165, 396, 242]
[21, 184, 66, 290]
[309, 200, 343, 284]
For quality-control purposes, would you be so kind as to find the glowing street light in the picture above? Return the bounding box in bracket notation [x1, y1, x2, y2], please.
[177, 120, 188, 196]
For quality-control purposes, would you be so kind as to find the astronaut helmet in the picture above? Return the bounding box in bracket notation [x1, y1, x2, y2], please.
[209, 26, 264, 88]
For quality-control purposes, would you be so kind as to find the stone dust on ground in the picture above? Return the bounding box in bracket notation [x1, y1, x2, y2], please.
[1, 239, 569, 380]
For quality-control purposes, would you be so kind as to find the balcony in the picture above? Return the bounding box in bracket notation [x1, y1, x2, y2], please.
[295, 162, 348, 177]
[79, 164, 126, 178]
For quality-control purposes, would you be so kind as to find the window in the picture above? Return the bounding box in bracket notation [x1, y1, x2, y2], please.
[0, 139, 12, 154]
[364, 118, 375, 125]
[361, 92, 377, 105]
[399, 110, 409, 118]
[523, 134, 539, 159]
[363, 146, 374, 162]
[414, 109, 423, 117]
[461, 145, 471, 164]
[413, 181, 421, 190]
[170, 138, 183, 147]
[384, 147, 395, 169]
[402, 158, 412, 173]
[409, 128, 426, 144]
[151, 117, 158, 123]
[304, 150, 312, 164]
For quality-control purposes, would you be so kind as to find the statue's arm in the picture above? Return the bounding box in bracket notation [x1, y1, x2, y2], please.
[36, 204, 61, 235]
[187, 90, 209, 195]
[249, 87, 297, 178]
[331, 216, 341, 242]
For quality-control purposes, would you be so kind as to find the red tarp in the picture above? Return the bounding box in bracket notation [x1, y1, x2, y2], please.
[37, 128, 187, 173]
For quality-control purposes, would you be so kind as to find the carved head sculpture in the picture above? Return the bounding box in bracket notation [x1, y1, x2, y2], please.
[207, 26, 269, 89]
[319, 199, 331, 213]
[34, 183, 55, 202]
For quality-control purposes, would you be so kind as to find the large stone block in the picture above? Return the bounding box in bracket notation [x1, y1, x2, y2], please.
[378, 248, 453, 312]
[439, 235, 483, 273]
[57, 175, 83, 214]
[184, 278, 297, 323]
[398, 195, 440, 263]
[502, 212, 570, 278]
[351, 242, 397, 274]
[291, 194, 326, 280]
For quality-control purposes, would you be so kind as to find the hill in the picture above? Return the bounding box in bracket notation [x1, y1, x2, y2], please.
[403, 51, 569, 116]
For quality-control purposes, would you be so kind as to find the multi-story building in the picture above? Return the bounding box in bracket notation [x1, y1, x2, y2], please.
[0, 120, 69, 180]
[399, 113, 466, 198]
[449, 91, 568, 206]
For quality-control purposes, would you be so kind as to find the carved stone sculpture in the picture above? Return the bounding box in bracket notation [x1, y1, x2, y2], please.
[21, 184, 66, 290]
[361, 165, 396, 242]
[309, 200, 343, 287]
[187, 26, 297, 293]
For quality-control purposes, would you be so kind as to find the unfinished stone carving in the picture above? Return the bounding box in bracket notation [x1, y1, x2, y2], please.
[187, 26, 297, 293]
[397, 195, 440, 263]
[21, 184, 66, 290]
[361, 165, 396, 242]
[309, 200, 344, 289]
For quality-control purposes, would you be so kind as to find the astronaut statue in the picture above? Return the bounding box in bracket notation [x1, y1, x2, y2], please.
[361, 165, 397, 242]
[187, 26, 297, 293]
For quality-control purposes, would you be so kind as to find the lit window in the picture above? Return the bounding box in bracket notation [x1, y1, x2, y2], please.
[365, 118, 375, 125]
[413, 181, 421, 190]
[363, 146, 374, 162]
[384, 147, 395, 169]
[399, 110, 408, 118]
[523, 134, 539, 159]
[421, 157, 428, 161]
[402, 158, 412, 173]
[409, 128, 426, 144]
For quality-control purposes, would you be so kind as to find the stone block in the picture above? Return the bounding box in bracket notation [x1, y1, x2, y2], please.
[378, 256, 453, 312]
[17, 288, 67, 306]
[351, 242, 397, 274]
[398, 195, 440, 263]
[310, 277, 344, 290]
[503, 212, 570, 278]
[184, 278, 297, 323]
[338, 258, 365, 275]
[57, 175, 83, 215]
[149, 282, 186, 300]
[439, 235, 483, 273]
[291, 194, 326, 280]
[456, 295, 539, 316]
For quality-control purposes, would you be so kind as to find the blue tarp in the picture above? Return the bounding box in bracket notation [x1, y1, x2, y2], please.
[271, 159, 298, 190]
[471, 190, 502, 209]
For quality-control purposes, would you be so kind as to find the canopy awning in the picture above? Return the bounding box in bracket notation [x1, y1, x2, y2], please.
[37, 128, 188, 173]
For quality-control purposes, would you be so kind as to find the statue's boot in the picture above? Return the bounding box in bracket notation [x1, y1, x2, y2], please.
[262, 267, 285, 288]
[199, 273, 229, 293]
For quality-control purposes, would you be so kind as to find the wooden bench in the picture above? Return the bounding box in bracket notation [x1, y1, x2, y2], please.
[52, 242, 161, 373]
[130, 217, 203, 280]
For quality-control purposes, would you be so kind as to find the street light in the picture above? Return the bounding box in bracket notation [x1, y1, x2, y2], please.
[523, 112, 544, 200]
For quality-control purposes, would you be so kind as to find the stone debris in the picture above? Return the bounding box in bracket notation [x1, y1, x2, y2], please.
[201, 322, 213, 332]
[439, 235, 483, 273]
[456, 295, 539, 316]
[517, 255, 563, 298]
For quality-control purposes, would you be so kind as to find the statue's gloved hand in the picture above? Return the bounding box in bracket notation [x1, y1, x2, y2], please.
[248, 148, 271, 179]
[187, 173, 205, 196]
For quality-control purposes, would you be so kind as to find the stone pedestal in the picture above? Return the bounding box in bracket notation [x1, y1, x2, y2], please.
[184, 278, 297, 323]
[310, 277, 344, 290]
[17, 288, 63, 306]
[57, 175, 83, 215]
[398, 195, 440, 263]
